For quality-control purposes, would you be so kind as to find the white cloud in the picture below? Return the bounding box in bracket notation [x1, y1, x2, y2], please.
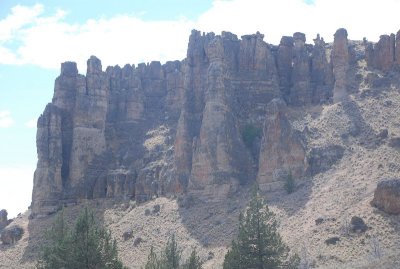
[0, 4, 44, 41]
[1, 0, 400, 71]
[196, 0, 400, 44]
[0, 165, 34, 218]
[0, 111, 14, 128]
[25, 118, 37, 128]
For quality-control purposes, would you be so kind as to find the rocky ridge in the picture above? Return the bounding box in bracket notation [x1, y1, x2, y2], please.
[31, 28, 400, 219]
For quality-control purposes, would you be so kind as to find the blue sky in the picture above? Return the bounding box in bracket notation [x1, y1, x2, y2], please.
[1, 0, 400, 218]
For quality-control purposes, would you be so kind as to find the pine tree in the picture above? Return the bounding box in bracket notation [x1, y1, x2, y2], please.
[284, 171, 295, 194]
[36, 207, 127, 269]
[181, 248, 203, 269]
[35, 210, 71, 269]
[144, 236, 202, 269]
[161, 234, 181, 269]
[145, 246, 161, 269]
[223, 188, 299, 269]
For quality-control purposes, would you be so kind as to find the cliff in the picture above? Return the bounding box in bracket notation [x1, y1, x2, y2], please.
[31, 28, 400, 217]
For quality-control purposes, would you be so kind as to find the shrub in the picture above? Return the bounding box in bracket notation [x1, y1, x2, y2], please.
[242, 124, 260, 148]
[284, 171, 296, 194]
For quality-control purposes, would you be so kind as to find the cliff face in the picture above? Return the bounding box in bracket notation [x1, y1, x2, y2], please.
[31, 28, 400, 216]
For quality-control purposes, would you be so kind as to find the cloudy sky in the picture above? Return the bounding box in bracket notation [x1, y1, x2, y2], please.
[1, 0, 400, 218]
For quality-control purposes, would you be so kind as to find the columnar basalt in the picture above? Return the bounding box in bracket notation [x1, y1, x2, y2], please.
[366, 30, 400, 71]
[332, 28, 350, 102]
[31, 28, 400, 216]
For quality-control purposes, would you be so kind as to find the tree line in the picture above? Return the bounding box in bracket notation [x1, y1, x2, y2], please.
[37, 188, 299, 269]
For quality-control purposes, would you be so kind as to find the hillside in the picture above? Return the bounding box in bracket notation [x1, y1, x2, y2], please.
[2, 28, 400, 268]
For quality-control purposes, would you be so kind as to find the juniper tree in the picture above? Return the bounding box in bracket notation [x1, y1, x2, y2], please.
[284, 171, 295, 194]
[181, 248, 203, 269]
[145, 246, 161, 269]
[144, 235, 202, 269]
[36, 207, 127, 269]
[161, 234, 181, 269]
[223, 188, 299, 269]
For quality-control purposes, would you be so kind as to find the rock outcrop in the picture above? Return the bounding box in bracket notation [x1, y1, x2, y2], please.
[31, 28, 399, 216]
[366, 30, 400, 71]
[308, 145, 345, 175]
[0, 210, 8, 231]
[332, 28, 350, 102]
[257, 99, 307, 191]
[371, 179, 400, 214]
[1, 226, 23, 245]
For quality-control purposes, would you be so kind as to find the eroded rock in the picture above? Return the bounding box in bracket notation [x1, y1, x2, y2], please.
[0, 210, 8, 231]
[257, 98, 307, 191]
[0, 226, 23, 245]
[371, 179, 400, 214]
[332, 28, 349, 102]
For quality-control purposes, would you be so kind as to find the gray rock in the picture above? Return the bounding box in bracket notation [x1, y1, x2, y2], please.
[350, 216, 368, 233]
[332, 28, 350, 102]
[1, 226, 23, 245]
[31, 29, 390, 214]
[366, 34, 395, 71]
[389, 137, 400, 149]
[0, 210, 8, 231]
[325, 237, 340, 245]
[308, 145, 345, 175]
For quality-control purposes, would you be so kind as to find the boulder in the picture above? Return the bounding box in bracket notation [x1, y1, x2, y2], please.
[371, 179, 400, 214]
[388, 137, 400, 149]
[1, 226, 24, 245]
[325, 236, 340, 245]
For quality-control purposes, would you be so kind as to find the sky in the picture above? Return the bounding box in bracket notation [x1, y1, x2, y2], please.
[1, 0, 400, 218]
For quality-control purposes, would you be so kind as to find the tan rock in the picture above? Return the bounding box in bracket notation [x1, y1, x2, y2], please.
[257, 98, 307, 191]
[371, 179, 400, 215]
[332, 28, 349, 102]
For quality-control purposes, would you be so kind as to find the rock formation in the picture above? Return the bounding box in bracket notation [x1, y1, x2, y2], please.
[0, 226, 23, 245]
[371, 179, 400, 215]
[366, 30, 400, 71]
[0, 209, 8, 231]
[332, 28, 350, 102]
[31, 28, 400, 216]
[257, 99, 307, 191]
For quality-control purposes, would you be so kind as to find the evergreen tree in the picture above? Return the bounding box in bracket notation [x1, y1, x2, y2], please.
[35, 210, 71, 269]
[223, 189, 299, 269]
[284, 171, 295, 194]
[181, 248, 203, 269]
[144, 236, 202, 269]
[36, 207, 127, 269]
[145, 246, 161, 269]
[161, 234, 181, 269]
